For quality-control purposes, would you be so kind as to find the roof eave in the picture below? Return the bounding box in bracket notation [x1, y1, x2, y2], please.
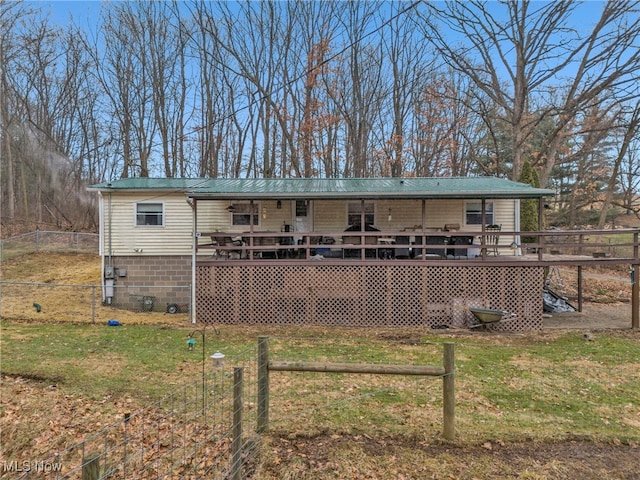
[188, 191, 554, 200]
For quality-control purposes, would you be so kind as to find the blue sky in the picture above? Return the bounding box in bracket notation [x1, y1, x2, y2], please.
[32, 0, 103, 29]
[35, 0, 605, 30]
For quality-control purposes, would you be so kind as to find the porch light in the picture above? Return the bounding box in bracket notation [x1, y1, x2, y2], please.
[388, 208, 392, 222]
[277, 200, 282, 209]
[211, 351, 225, 368]
[226, 205, 235, 213]
[262, 207, 267, 219]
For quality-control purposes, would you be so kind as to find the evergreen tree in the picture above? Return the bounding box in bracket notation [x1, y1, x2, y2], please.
[519, 160, 541, 246]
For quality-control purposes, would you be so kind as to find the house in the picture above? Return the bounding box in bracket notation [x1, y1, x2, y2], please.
[88, 177, 557, 331]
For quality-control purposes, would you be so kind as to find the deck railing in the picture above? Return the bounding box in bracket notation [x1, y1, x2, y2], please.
[196, 228, 640, 266]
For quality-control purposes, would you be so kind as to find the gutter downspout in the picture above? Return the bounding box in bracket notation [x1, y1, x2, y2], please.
[190, 197, 197, 324]
[98, 192, 106, 301]
[514, 199, 521, 256]
[107, 191, 113, 268]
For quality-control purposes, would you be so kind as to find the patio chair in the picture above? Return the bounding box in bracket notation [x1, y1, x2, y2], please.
[486, 224, 502, 255]
[424, 235, 447, 258]
[212, 235, 243, 259]
[342, 234, 361, 258]
[255, 235, 279, 259]
[448, 235, 474, 259]
[364, 234, 379, 258]
[394, 236, 411, 259]
[342, 224, 380, 258]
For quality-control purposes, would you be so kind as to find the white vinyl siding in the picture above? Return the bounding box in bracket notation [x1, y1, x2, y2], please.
[101, 194, 518, 255]
[104, 193, 195, 256]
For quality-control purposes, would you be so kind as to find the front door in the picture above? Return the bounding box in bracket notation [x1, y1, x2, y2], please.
[293, 200, 312, 241]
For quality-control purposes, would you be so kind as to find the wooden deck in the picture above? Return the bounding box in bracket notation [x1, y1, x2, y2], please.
[194, 228, 640, 330]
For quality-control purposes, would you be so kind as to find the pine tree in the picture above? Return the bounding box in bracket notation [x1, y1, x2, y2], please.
[519, 160, 541, 246]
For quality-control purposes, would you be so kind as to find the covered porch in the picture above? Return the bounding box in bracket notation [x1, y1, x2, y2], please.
[188, 178, 639, 331]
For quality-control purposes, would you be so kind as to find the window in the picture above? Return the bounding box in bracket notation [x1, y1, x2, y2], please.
[295, 200, 308, 217]
[231, 203, 260, 226]
[136, 203, 164, 226]
[465, 201, 494, 225]
[347, 202, 375, 228]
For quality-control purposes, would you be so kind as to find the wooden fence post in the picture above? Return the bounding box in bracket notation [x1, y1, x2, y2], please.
[231, 367, 243, 480]
[443, 343, 455, 441]
[91, 286, 96, 324]
[257, 336, 269, 433]
[82, 454, 100, 480]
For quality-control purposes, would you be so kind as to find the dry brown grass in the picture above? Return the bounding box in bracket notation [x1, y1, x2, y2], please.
[1, 252, 188, 326]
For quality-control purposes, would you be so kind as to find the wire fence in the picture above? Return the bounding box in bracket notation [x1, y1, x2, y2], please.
[9, 342, 260, 480]
[0, 231, 98, 260]
[4, 336, 448, 480]
[0, 283, 191, 324]
[5, 335, 637, 479]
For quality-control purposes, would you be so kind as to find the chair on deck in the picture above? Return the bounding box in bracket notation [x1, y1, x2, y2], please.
[394, 236, 411, 259]
[342, 234, 361, 258]
[486, 224, 502, 255]
[255, 235, 279, 259]
[342, 224, 380, 258]
[424, 235, 447, 258]
[212, 236, 244, 259]
[448, 235, 474, 259]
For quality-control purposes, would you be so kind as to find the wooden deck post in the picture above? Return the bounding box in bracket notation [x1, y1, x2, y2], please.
[633, 231, 639, 330]
[633, 265, 639, 330]
[82, 454, 100, 480]
[577, 266, 583, 312]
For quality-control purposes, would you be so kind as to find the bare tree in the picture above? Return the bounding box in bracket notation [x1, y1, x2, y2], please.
[330, 0, 384, 177]
[564, 104, 617, 226]
[1, 4, 104, 232]
[0, 1, 26, 228]
[410, 69, 486, 177]
[198, 0, 291, 178]
[136, 1, 190, 178]
[372, 1, 429, 177]
[86, 2, 157, 178]
[598, 101, 640, 227]
[417, 0, 640, 185]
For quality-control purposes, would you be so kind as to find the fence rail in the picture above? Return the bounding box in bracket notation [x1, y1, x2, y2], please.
[258, 337, 456, 440]
[5, 337, 456, 479]
[1, 231, 98, 260]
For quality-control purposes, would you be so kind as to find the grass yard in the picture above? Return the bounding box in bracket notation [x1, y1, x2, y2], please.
[1, 253, 639, 479]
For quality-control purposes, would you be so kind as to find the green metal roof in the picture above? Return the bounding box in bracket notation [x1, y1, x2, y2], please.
[88, 177, 554, 199]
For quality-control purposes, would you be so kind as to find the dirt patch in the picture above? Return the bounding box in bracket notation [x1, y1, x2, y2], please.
[545, 301, 634, 330]
[261, 433, 640, 479]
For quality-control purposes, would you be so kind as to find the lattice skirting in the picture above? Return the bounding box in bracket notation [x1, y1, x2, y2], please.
[196, 264, 544, 331]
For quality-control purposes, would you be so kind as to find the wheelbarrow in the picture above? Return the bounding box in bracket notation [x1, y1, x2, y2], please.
[468, 307, 516, 329]
[166, 302, 189, 314]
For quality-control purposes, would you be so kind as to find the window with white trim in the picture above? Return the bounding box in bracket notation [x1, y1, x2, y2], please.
[347, 202, 375, 228]
[136, 203, 164, 226]
[465, 200, 494, 225]
[231, 203, 260, 226]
